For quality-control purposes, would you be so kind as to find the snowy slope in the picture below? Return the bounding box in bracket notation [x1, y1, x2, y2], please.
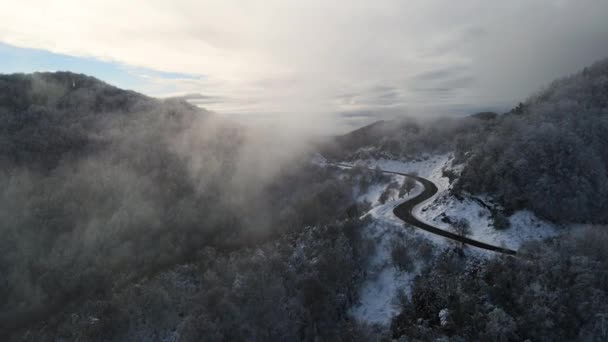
[342, 153, 562, 326]
[345, 156, 446, 325]
[349, 180, 423, 325]
[355, 153, 451, 190]
[416, 193, 559, 250]
[356, 153, 559, 250]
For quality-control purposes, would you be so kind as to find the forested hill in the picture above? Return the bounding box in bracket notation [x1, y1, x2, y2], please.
[0, 72, 375, 340]
[0, 72, 150, 113]
[523, 59, 608, 111]
[0, 72, 247, 334]
[0, 72, 212, 170]
[323, 58, 608, 224]
[321, 115, 488, 161]
[457, 58, 608, 223]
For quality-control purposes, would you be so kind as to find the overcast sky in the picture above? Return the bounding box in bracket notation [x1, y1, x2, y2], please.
[1, 0, 608, 129]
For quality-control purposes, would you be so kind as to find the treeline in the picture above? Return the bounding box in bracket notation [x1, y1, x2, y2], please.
[0, 72, 162, 169]
[456, 58, 608, 223]
[390, 227, 608, 341]
[19, 217, 374, 341]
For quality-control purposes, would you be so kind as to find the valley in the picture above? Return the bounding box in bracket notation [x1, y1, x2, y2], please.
[2, 57, 608, 341]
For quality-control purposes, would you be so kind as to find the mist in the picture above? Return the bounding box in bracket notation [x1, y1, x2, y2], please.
[3, 1, 608, 340]
[0, 72, 337, 334]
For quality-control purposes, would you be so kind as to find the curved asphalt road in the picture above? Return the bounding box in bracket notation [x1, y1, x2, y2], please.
[334, 163, 517, 256]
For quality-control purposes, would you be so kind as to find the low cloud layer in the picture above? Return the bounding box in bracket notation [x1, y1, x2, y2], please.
[2, 0, 608, 121]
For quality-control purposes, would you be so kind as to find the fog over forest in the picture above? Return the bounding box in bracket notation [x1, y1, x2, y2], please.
[3, 1, 608, 341]
[0, 56, 607, 341]
[0, 73, 336, 333]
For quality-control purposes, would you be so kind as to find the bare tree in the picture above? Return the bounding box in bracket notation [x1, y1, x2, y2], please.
[399, 175, 417, 198]
[451, 218, 471, 248]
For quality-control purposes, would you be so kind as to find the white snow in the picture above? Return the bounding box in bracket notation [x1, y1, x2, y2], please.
[350, 263, 412, 324]
[349, 172, 426, 325]
[355, 153, 451, 191]
[338, 153, 562, 325]
[349, 213, 420, 324]
[357, 180, 395, 206]
[506, 210, 561, 246]
[415, 186, 559, 250]
[310, 152, 328, 166]
[351, 153, 463, 248]
[439, 308, 450, 327]
[350, 153, 560, 251]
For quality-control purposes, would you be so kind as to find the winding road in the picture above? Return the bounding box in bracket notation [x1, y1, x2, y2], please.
[335, 163, 517, 256]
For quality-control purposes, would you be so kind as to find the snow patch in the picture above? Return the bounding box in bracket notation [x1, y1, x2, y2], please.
[357, 175, 402, 206]
[350, 178, 424, 325]
[349, 218, 419, 325]
[355, 154, 452, 191]
[347, 152, 560, 325]
[311, 152, 328, 166]
[415, 190, 559, 250]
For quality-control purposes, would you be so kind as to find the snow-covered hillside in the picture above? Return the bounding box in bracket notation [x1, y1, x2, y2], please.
[416, 193, 559, 250]
[347, 156, 446, 326]
[349, 182, 423, 325]
[356, 154, 560, 250]
[341, 153, 563, 326]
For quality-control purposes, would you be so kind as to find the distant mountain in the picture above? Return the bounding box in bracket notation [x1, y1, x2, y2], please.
[469, 111, 498, 121]
[322, 114, 488, 161]
[170, 92, 224, 105]
[0, 72, 210, 169]
[174, 92, 208, 100]
[0, 72, 151, 113]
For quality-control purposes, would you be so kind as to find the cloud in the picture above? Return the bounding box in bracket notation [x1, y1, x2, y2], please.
[1, 0, 608, 122]
[412, 66, 471, 83]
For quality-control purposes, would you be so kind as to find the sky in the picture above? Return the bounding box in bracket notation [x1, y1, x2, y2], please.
[1, 0, 608, 131]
